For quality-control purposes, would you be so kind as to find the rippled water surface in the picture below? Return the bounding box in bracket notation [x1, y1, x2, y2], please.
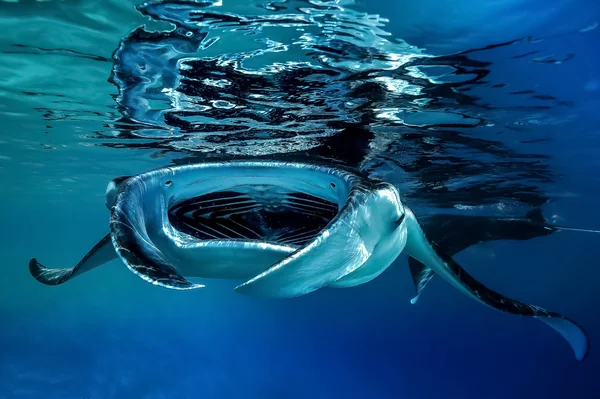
[1, 0, 600, 398]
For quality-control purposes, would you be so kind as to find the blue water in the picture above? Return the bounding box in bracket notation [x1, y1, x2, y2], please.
[1, 0, 600, 397]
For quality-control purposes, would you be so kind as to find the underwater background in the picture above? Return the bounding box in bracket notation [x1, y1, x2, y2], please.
[1, 0, 600, 397]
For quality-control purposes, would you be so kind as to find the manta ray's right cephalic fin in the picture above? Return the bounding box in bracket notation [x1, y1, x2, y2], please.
[403, 208, 589, 361]
[29, 233, 117, 286]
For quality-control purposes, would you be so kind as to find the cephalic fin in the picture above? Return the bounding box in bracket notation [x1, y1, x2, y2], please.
[29, 234, 116, 286]
[403, 207, 589, 361]
[234, 213, 369, 298]
[110, 209, 203, 291]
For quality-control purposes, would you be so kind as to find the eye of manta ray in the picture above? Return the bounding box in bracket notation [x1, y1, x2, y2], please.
[28, 161, 589, 362]
[168, 188, 338, 246]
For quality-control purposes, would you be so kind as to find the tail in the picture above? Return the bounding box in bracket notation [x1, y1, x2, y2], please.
[29, 233, 117, 286]
[552, 226, 600, 234]
[526, 207, 600, 234]
[403, 207, 589, 361]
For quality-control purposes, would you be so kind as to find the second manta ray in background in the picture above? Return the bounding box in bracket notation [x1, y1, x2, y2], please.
[29, 161, 589, 361]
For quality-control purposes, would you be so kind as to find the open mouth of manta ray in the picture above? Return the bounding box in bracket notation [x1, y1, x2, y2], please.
[107, 162, 375, 292]
[167, 186, 339, 247]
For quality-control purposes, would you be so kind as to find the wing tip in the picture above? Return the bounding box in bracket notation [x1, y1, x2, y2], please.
[28, 258, 72, 286]
[538, 315, 590, 361]
[29, 258, 42, 281]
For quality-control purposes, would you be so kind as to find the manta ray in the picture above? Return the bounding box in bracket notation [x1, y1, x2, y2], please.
[29, 161, 588, 361]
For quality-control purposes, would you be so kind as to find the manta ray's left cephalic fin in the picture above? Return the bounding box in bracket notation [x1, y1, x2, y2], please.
[29, 233, 117, 285]
[403, 208, 589, 361]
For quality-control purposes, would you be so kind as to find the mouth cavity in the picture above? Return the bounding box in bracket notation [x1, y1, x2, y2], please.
[168, 185, 339, 247]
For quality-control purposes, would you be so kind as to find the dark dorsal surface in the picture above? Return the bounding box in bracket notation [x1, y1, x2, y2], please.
[417, 211, 554, 256]
[168, 187, 338, 247]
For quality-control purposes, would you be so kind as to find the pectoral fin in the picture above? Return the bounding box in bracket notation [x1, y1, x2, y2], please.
[29, 233, 116, 285]
[403, 208, 589, 361]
